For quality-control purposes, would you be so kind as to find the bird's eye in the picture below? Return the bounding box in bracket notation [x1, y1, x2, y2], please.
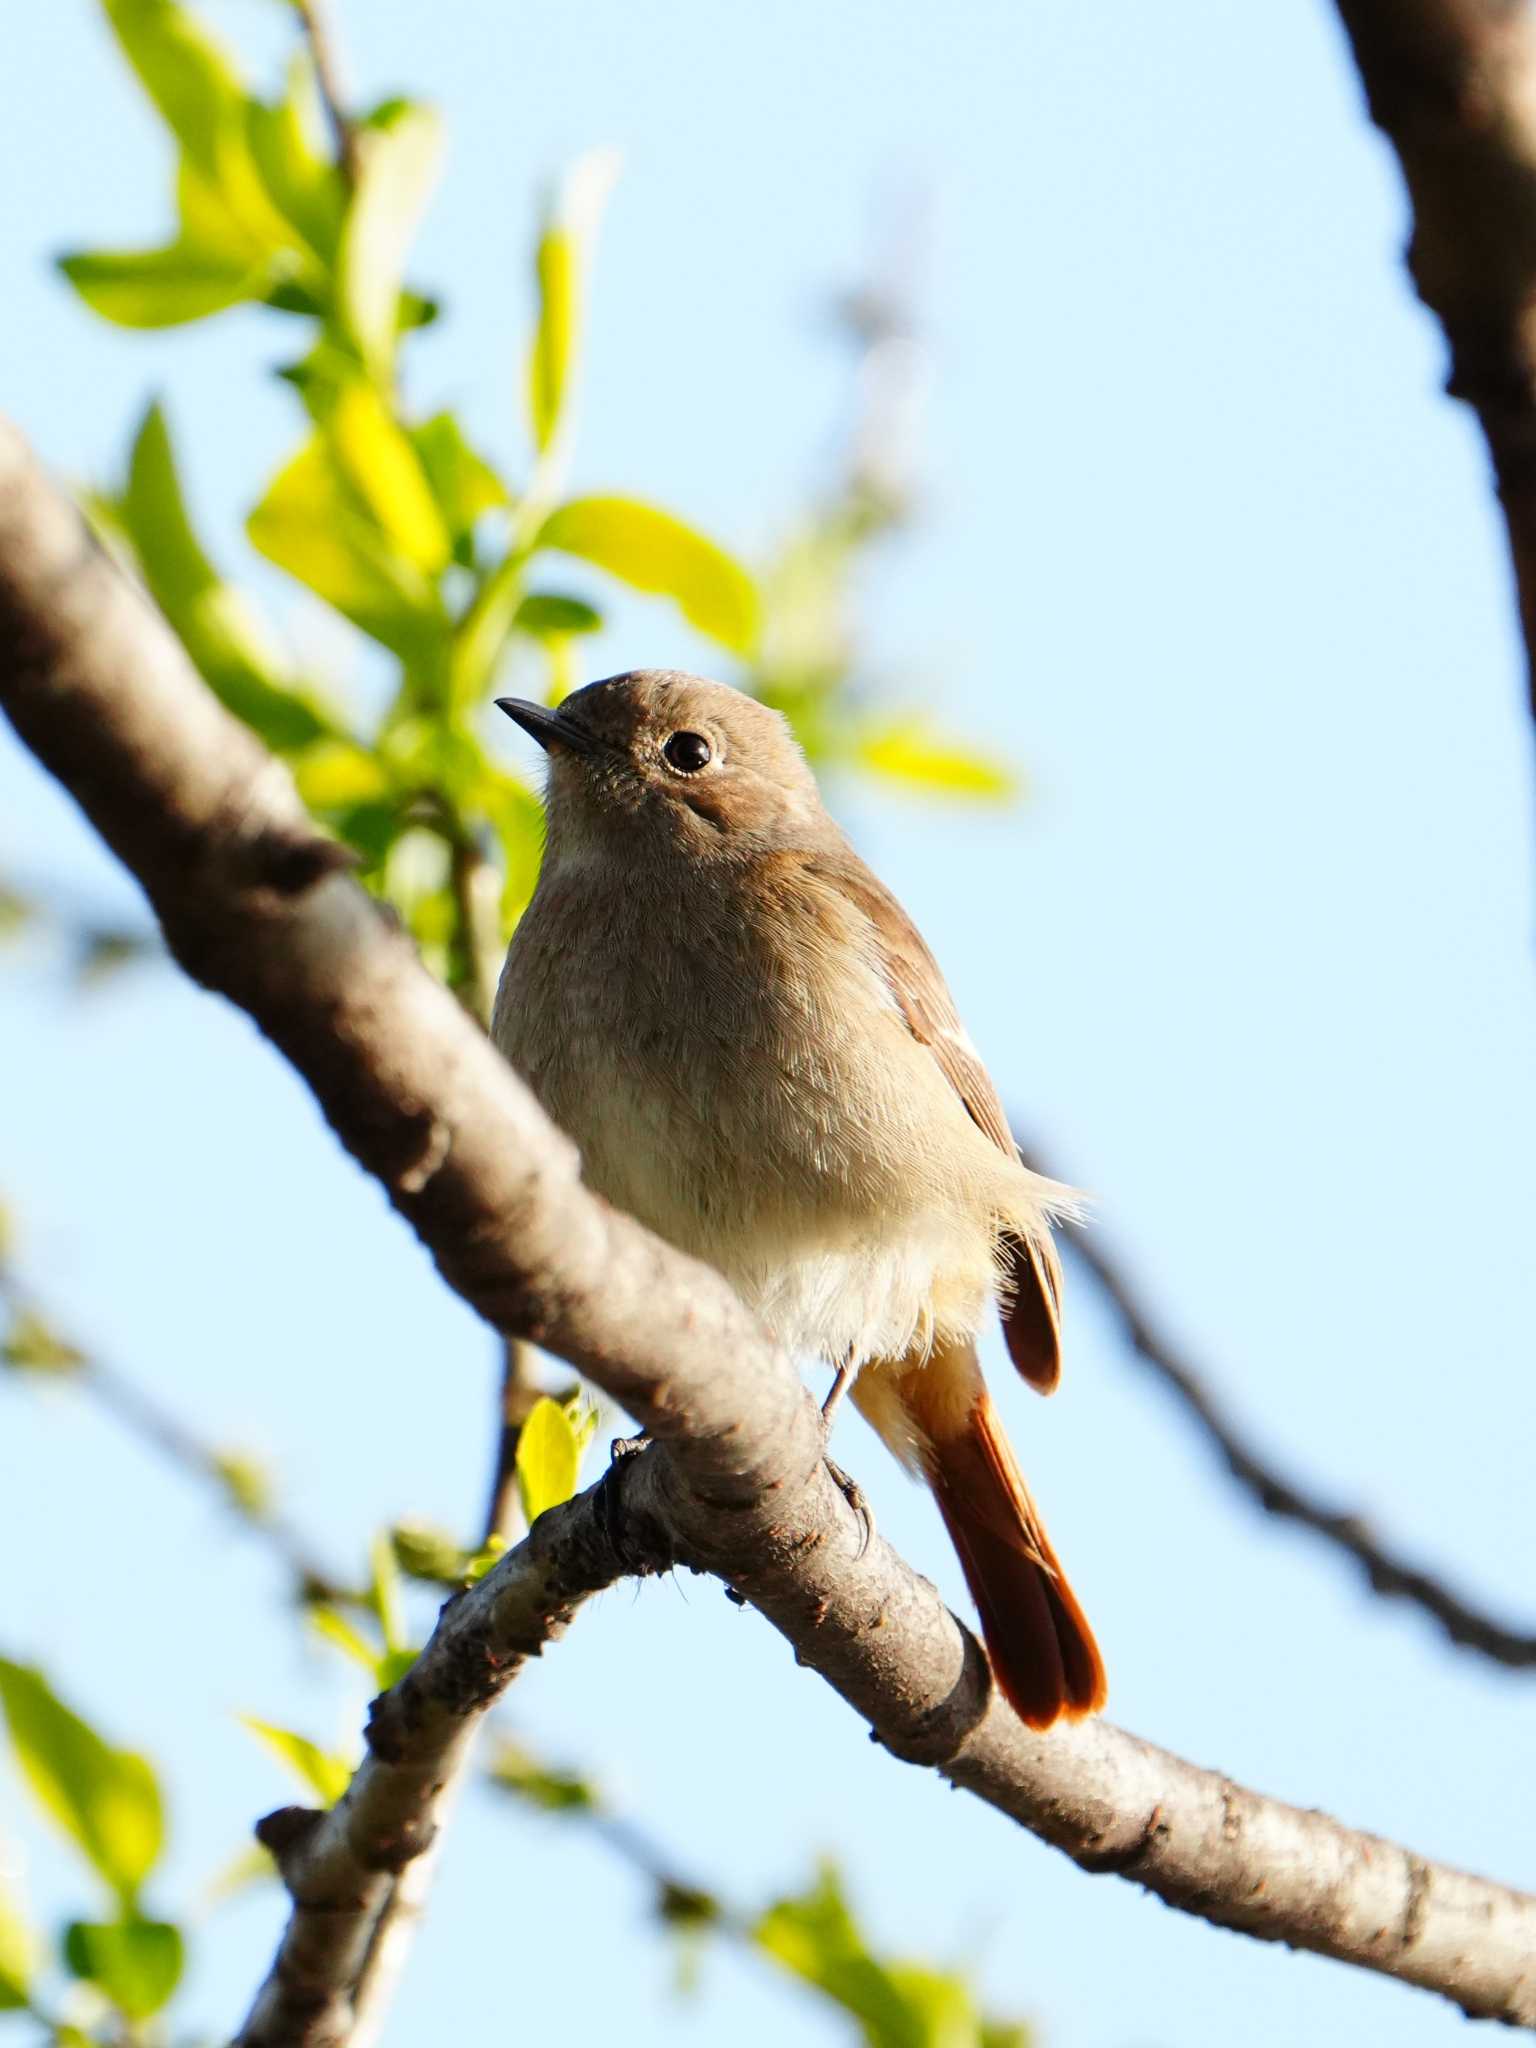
[662, 730, 713, 774]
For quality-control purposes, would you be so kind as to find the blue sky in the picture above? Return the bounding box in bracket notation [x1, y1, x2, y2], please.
[3, 3, 1534, 2045]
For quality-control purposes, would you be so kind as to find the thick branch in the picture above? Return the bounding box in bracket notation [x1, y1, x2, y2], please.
[1331, 0, 1536, 720]
[233, 1473, 657, 2047]
[2, 417, 1533, 2034]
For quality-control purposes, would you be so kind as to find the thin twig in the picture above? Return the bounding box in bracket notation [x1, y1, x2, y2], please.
[291, 0, 360, 184]
[481, 1337, 547, 1542]
[1017, 1140, 1536, 1669]
[0, 1264, 347, 1605]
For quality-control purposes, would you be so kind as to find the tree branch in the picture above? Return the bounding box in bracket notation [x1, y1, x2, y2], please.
[291, 0, 359, 184]
[1014, 1146, 1536, 1669]
[235, 1473, 655, 2047]
[2, 416, 1533, 2034]
[1330, 0, 1536, 723]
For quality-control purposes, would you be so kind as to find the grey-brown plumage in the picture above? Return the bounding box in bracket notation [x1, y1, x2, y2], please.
[492, 670, 1105, 1727]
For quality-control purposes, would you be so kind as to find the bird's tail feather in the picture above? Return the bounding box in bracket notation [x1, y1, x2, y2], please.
[854, 1342, 1106, 1730]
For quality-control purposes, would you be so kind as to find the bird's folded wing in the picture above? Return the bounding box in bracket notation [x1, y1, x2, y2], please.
[793, 849, 1064, 1393]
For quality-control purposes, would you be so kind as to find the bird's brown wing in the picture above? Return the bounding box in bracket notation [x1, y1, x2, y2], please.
[797, 850, 1063, 1393]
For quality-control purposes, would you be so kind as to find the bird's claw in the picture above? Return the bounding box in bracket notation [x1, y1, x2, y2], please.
[823, 1454, 875, 1559]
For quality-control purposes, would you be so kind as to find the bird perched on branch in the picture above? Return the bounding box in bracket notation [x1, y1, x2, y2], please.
[492, 670, 1105, 1728]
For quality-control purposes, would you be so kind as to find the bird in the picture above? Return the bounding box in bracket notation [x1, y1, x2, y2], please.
[491, 669, 1105, 1729]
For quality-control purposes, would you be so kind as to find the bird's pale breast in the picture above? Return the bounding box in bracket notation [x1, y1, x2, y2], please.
[493, 852, 1023, 1364]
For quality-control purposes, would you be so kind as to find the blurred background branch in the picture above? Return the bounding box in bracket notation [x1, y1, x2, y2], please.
[1017, 1143, 1536, 1668]
[0, 1213, 348, 1608]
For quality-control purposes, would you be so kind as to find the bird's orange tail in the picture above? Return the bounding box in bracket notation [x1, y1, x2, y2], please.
[856, 1346, 1106, 1730]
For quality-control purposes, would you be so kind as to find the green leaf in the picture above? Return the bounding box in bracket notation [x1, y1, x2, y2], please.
[248, 433, 443, 657]
[462, 1534, 506, 1584]
[57, 244, 261, 327]
[487, 1738, 601, 1815]
[121, 404, 335, 751]
[0, 888, 30, 942]
[391, 1518, 469, 1584]
[375, 1648, 418, 1689]
[292, 740, 392, 818]
[308, 1606, 380, 1676]
[540, 496, 759, 654]
[63, 1917, 183, 2022]
[324, 380, 451, 575]
[753, 1863, 1005, 2048]
[412, 414, 509, 561]
[0, 1868, 36, 2011]
[0, 1662, 164, 1907]
[336, 101, 443, 376]
[2, 1309, 86, 1375]
[74, 928, 157, 989]
[855, 720, 1016, 802]
[202, 1840, 277, 1908]
[103, 0, 245, 179]
[515, 1395, 583, 1526]
[514, 591, 602, 638]
[245, 60, 345, 265]
[238, 1717, 352, 1806]
[212, 1448, 271, 1518]
[101, 0, 289, 253]
[563, 1391, 598, 1457]
[526, 149, 619, 454]
[368, 1530, 405, 1654]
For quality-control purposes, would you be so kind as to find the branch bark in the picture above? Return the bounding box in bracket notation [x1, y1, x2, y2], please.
[2, 416, 1533, 2036]
[1331, 0, 1536, 721]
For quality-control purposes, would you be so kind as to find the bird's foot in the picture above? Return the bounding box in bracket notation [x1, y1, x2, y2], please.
[610, 1432, 651, 1463]
[822, 1453, 875, 1560]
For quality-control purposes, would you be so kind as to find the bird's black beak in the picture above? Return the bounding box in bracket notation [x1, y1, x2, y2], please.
[495, 698, 595, 756]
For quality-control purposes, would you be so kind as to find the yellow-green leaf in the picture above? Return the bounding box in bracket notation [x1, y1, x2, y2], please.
[123, 403, 336, 750]
[63, 1918, 183, 2023]
[515, 591, 601, 638]
[239, 1718, 352, 1807]
[515, 1395, 583, 1525]
[540, 496, 759, 654]
[336, 102, 443, 377]
[326, 381, 451, 574]
[202, 1841, 277, 1908]
[102, 0, 245, 180]
[248, 434, 442, 656]
[0, 1662, 164, 1907]
[487, 1738, 600, 1815]
[292, 740, 392, 812]
[308, 1606, 380, 1676]
[412, 414, 509, 556]
[528, 230, 574, 456]
[0, 1869, 35, 2012]
[102, 0, 290, 254]
[245, 59, 344, 265]
[368, 1530, 406, 1655]
[391, 1518, 469, 1584]
[2, 1309, 86, 1375]
[57, 245, 262, 328]
[526, 149, 619, 454]
[855, 719, 1017, 801]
